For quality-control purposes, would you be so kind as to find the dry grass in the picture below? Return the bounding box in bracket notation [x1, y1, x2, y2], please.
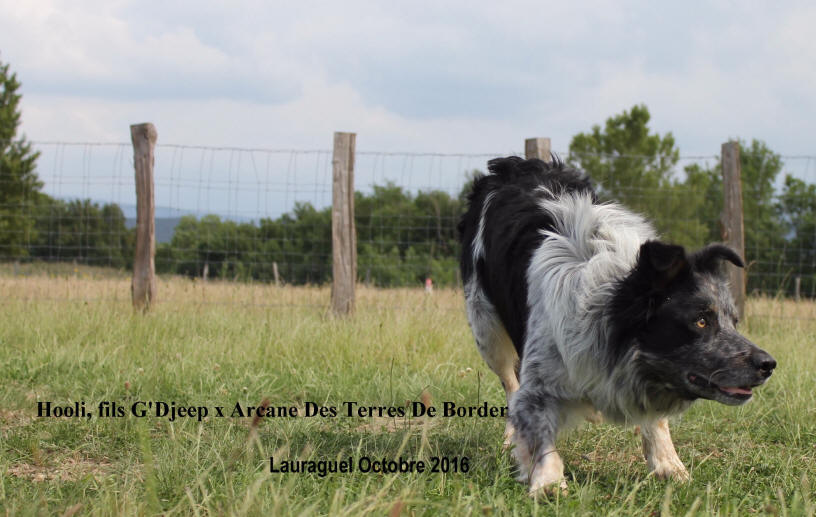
[2, 265, 813, 322]
[0, 268, 465, 313]
[7, 455, 114, 483]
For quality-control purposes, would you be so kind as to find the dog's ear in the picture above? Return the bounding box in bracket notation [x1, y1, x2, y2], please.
[691, 244, 744, 273]
[637, 240, 689, 289]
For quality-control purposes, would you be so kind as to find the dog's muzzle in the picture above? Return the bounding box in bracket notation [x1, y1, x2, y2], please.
[686, 335, 776, 405]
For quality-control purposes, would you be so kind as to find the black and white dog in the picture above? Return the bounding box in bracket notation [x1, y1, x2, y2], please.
[458, 156, 776, 495]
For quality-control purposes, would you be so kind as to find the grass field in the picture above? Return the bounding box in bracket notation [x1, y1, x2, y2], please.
[1, 268, 815, 516]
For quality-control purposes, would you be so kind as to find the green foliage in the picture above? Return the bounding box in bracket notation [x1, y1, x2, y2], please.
[158, 214, 270, 282]
[568, 104, 710, 249]
[0, 56, 134, 270]
[776, 175, 816, 296]
[569, 104, 679, 194]
[29, 198, 134, 268]
[156, 184, 465, 287]
[356, 184, 461, 286]
[739, 140, 788, 294]
[674, 140, 794, 295]
[0, 56, 42, 257]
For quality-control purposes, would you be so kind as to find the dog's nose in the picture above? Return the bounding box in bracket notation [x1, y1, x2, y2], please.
[752, 351, 777, 378]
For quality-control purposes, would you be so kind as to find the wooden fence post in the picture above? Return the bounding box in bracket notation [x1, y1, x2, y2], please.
[331, 132, 357, 315]
[130, 123, 157, 310]
[525, 137, 552, 162]
[721, 141, 746, 320]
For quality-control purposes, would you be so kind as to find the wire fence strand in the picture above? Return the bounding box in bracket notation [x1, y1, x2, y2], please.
[2, 140, 816, 318]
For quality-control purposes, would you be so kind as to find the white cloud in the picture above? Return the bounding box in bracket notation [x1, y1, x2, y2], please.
[2, 0, 815, 158]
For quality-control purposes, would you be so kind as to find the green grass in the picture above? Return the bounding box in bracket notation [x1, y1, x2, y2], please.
[0, 273, 814, 516]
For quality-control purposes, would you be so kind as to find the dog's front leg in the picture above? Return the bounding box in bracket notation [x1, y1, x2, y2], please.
[640, 417, 689, 481]
[510, 387, 566, 496]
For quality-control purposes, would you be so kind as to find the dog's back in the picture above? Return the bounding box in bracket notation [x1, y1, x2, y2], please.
[459, 156, 659, 404]
[459, 156, 638, 357]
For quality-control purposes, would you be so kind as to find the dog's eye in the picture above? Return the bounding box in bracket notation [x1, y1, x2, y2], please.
[695, 317, 707, 329]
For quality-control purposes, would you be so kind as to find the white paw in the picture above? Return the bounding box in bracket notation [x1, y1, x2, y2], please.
[528, 451, 566, 497]
[529, 478, 567, 498]
[650, 458, 689, 482]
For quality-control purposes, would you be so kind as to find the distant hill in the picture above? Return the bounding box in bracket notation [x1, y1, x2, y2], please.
[118, 203, 208, 220]
[116, 202, 255, 244]
[47, 198, 264, 244]
[125, 217, 182, 243]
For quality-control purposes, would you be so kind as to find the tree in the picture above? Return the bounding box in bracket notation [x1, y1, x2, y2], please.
[0, 56, 42, 259]
[568, 104, 678, 200]
[567, 104, 710, 248]
[777, 175, 816, 296]
[31, 199, 134, 268]
[355, 183, 464, 286]
[677, 139, 788, 294]
[738, 140, 786, 286]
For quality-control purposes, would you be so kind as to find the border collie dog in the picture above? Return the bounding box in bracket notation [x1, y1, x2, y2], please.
[458, 156, 776, 495]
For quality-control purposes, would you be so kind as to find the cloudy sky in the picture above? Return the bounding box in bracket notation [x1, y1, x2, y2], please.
[1, 1, 814, 216]
[2, 0, 814, 155]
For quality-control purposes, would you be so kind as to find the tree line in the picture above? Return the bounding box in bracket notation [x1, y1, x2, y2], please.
[3, 55, 816, 295]
[154, 184, 464, 286]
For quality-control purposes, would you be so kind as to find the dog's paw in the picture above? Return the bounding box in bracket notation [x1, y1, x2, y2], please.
[527, 451, 566, 497]
[528, 478, 568, 498]
[585, 410, 604, 424]
[650, 459, 690, 482]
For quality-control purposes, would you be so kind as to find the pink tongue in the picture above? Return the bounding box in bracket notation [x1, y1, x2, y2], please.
[720, 386, 752, 396]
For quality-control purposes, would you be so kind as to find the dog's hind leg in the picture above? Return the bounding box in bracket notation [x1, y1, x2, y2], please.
[497, 357, 520, 449]
[641, 417, 689, 481]
[465, 285, 519, 449]
[487, 332, 519, 450]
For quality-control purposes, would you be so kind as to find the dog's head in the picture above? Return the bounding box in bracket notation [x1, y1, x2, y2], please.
[612, 241, 776, 406]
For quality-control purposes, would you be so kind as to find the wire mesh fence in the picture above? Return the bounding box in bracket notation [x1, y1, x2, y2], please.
[2, 138, 816, 318]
